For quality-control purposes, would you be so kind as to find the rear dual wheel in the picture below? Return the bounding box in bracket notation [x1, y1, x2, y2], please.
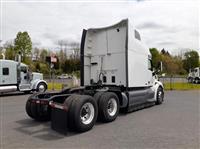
[26, 99, 34, 118]
[66, 95, 98, 132]
[25, 98, 51, 121]
[95, 92, 119, 123]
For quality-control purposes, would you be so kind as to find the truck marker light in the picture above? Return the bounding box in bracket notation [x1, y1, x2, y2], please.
[40, 100, 48, 104]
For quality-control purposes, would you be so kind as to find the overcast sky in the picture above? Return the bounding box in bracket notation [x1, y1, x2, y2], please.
[0, 0, 199, 54]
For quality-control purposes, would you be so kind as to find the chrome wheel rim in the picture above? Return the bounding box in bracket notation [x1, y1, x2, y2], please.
[195, 79, 198, 84]
[107, 98, 117, 116]
[38, 84, 45, 92]
[158, 90, 163, 101]
[80, 102, 95, 125]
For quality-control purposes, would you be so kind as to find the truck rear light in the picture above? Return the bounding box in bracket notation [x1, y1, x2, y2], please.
[31, 100, 36, 103]
[40, 100, 49, 104]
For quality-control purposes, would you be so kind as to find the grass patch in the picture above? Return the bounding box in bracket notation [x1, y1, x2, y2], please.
[48, 82, 200, 91]
[48, 82, 63, 90]
[164, 82, 200, 90]
[48, 82, 74, 90]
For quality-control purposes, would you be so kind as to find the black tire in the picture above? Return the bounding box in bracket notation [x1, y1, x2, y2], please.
[30, 102, 38, 119]
[94, 92, 105, 121]
[67, 95, 98, 132]
[155, 87, 164, 105]
[188, 77, 193, 83]
[26, 99, 34, 118]
[98, 92, 119, 123]
[64, 95, 80, 130]
[94, 91, 104, 105]
[25, 94, 38, 119]
[30, 102, 51, 121]
[37, 82, 47, 93]
[194, 78, 199, 84]
[26, 95, 51, 121]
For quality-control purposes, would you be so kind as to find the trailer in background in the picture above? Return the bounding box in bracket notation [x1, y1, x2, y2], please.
[26, 19, 164, 133]
[187, 67, 200, 84]
[0, 58, 47, 93]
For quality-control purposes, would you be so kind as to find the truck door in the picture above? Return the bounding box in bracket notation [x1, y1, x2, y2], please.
[20, 66, 29, 85]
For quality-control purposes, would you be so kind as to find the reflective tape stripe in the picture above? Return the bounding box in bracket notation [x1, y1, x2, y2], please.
[55, 104, 64, 110]
[49, 102, 68, 111]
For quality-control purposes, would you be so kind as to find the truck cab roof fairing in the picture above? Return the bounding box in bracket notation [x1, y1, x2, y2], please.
[87, 19, 128, 31]
[82, 18, 152, 88]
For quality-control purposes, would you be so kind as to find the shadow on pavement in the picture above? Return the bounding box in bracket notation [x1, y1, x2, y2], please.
[15, 119, 79, 140]
[0, 92, 32, 97]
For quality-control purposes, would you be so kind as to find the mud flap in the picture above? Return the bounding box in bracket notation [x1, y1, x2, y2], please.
[51, 106, 68, 135]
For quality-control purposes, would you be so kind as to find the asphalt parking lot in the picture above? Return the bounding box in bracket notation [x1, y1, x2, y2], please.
[0, 91, 199, 149]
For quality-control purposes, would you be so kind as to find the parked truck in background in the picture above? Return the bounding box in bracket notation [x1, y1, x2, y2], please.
[25, 19, 164, 133]
[0, 57, 47, 93]
[187, 67, 200, 84]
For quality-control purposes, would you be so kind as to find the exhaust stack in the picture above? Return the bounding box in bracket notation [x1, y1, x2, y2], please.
[1, 53, 5, 59]
[18, 54, 21, 64]
[15, 51, 22, 64]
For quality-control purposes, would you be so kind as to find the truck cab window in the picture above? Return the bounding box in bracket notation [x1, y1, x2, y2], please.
[3, 68, 9, 75]
[135, 30, 141, 41]
[21, 66, 27, 73]
[148, 59, 153, 71]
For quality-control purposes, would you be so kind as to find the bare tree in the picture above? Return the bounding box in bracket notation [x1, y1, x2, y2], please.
[69, 42, 80, 59]
[57, 40, 69, 58]
[32, 47, 40, 61]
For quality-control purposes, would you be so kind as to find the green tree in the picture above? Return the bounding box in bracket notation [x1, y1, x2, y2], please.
[161, 52, 182, 75]
[35, 62, 41, 72]
[0, 45, 3, 58]
[183, 50, 199, 72]
[4, 41, 15, 60]
[14, 31, 32, 61]
[40, 49, 48, 62]
[39, 63, 49, 74]
[174, 56, 186, 75]
[149, 48, 161, 68]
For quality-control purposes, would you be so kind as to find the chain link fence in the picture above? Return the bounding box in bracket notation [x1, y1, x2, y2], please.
[159, 76, 200, 90]
[44, 75, 199, 91]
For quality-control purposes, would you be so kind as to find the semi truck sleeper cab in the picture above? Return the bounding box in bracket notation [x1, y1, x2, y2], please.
[25, 19, 164, 133]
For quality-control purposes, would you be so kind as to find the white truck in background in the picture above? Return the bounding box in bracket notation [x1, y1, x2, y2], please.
[0, 56, 47, 93]
[25, 19, 164, 133]
[187, 67, 200, 84]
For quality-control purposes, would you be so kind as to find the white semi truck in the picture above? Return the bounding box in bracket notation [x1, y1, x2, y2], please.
[187, 67, 200, 84]
[0, 58, 47, 93]
[25, 19, 164, 133]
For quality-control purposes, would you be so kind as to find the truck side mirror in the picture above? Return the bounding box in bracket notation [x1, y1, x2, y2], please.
[157, 61, 163, 72]
[153, 61, 163, 76]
